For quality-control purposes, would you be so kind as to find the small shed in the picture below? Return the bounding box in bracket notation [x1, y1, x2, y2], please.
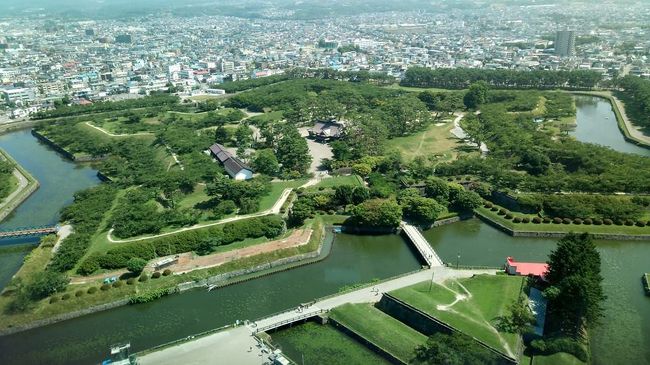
[505, 256, 548, 279]
[309, 120, 345, 141]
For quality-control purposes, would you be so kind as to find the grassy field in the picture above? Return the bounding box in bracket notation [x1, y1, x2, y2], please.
[311, 175, 363, 189]
[259, 179, 308, 211]
[532, 352, 585, 365]
[475, 206, 650, 236]
[271, 322, 391, 365]
[329, 303, 427, 363]
[389, 274, 523, 356]
[385, 122, 466, 162]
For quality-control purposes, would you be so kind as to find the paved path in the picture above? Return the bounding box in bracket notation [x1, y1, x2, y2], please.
[0, 169, 28, 209]
[52, 224, 73, 253]
[138, 267, 495, 364]
[450, 112, 489, 155]
[400, 221, 444, 267]
[107, 179, 315, 243]
[299, 127, 333, 174]
[138, 326, 266, 365]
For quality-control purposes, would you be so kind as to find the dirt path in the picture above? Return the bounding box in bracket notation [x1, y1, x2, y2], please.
[72, 229, 312, 284]
[85, 121, 153, 137]
[170, 229, 312, 274]
[107, 178, 317, 244]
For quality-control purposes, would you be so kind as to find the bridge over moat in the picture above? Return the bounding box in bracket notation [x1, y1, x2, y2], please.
[400, 221, 444, 267]
[0, 226, 58, 238]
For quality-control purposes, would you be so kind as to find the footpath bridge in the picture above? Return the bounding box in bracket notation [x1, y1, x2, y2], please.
[137, 267, 499, 365]
[0, 226, 57, 238]
[400, 222, 444, 267]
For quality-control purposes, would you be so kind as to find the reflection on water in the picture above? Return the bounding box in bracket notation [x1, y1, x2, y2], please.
[571, 95, 650, 156]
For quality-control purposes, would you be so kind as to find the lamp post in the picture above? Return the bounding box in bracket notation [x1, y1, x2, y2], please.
[428, 270, 435, 292]
[456, 252, 460, 269]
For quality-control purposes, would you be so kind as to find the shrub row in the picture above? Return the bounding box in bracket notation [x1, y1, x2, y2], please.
[128, 287, 178, 304]
[530, 338, 589, 362]
[79, 215, 285, 274]
[492, 208, 647, 228]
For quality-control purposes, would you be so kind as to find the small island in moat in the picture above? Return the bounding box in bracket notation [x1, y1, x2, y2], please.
[2, 68, 650, 365]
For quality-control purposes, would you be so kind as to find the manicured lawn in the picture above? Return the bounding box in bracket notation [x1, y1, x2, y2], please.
[329, 303, 427, 363]
[475, 206, 650, 236]
[532, 352, 585, 365]
[247, 111, 283, 124]
[389, 274, 523, 356]
[178, 184, 210, 210]
[312, 175, 363, 189]
[385, 122, 467, 162]
[259, 179, 308, 211]
[271, 322, 391, 365]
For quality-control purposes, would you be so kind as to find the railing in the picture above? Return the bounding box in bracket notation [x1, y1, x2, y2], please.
[254, 309, 326, 334]
[0, 226, 57, 237]
[401, 222, 444, 266]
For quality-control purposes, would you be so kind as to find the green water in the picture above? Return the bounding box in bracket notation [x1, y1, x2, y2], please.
[424, 219, 650, 365]
[0, 233, 421, 365]
[572, 95, 650, 156]
[0, 129, 100, 288]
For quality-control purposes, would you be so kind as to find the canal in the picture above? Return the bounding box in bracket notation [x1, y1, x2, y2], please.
[424, 220, 650, 365]
[0, 129, 100, 289]
[571, 95, 650, 156]
[0, 233, 421, 365]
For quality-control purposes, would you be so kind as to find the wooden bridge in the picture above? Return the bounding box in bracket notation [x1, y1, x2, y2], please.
[0, 226, 58, 238]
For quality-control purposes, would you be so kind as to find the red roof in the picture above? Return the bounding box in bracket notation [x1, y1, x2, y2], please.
[506, 257, 548, 277]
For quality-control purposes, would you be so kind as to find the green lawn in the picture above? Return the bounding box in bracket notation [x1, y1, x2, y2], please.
[385, 122, 467, 162]
[312, 175, 363, 189]
[329, 303, 427, 363]
[178, 184, 210, 210]
[532, 352, 585, 365]
[271, 322, 391, 365]
[475, 206, 650, 236]
[390, 275, 523, 356]
[259, 179, 308, 211]
[247, 111, 283, 124]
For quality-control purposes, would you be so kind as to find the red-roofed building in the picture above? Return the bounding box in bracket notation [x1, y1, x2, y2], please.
[505, 257, 548, 279]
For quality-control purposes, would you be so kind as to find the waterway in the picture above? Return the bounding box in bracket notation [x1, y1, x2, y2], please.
[424, 220, 650, 365]
[0, 129, 100, 289]
[571, 95, 650, 156]
[0, 233, 421, 365]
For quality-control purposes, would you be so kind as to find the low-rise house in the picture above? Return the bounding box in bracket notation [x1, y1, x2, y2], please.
[208, 143, 253, 180]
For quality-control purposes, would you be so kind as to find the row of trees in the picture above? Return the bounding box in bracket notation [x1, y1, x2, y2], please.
[617, 75, 650, 128]
[0, 160, 15, 201]
[32, 94, 180, 119]
[401, 67, 602, 90]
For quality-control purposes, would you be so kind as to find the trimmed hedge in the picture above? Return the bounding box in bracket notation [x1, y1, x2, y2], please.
[603, 219, 613, 225]
[152, 272, 161, 279]
[636, 220, 646, 227]
[113, 280, 124, 288]
[513, 217, 522, 223]
[49, 296, 59, 304]
[532, 217, 542, 224]
[553, 217, 562, 224]
[100, 284, 111, 291]
[138, 274, 149, 282]
[162, 269, 172, 276]
[126, 278, 135, 285]
[75, 290, 84, 297]
[87, 287, 98, 294]
[505, 213, 513, 219]
[583, 218, 592, 225]
[61, 293, 71, 300]
[522, 217, 530, 224]
[573, 218, 582, 225]
[498, 209, 507, 216]
[543, 217, 551, 224]
[562, 218, 572, 225]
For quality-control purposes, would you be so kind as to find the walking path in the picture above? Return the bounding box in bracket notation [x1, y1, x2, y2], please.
[450, 112, 489, 155]
[84, 121, 153, 137]
[0, 169, 28, 209]
[138, 267, 496, 365]
[0, 148, 39, 223]
[107, 179, 315, 243]
[400, 221, 444, 267]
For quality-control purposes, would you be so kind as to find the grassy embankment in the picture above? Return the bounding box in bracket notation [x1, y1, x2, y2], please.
[329, 303, 428, 363]
[390, 274, 523, 356]
[0, 216, 327, 331]
[475, 205, 650, 236]
[385, 120, 469, 162]
[271, 322, 391, 365]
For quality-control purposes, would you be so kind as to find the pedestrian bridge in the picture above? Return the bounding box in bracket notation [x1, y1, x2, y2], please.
[400, 222, 444, 267]
[0, 226, 58, 238]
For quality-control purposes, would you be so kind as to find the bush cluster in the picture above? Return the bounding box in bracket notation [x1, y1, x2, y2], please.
[530, 338, 588, 362]
[152, 272, 161, 279]
[80, 215, 285, 272]
[162, 269, 172, 276]
[87, 287, 98, 294]
[100, 284, 111, 291]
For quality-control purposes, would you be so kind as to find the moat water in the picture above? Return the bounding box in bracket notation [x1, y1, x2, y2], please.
[1, 96, 649, 365]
